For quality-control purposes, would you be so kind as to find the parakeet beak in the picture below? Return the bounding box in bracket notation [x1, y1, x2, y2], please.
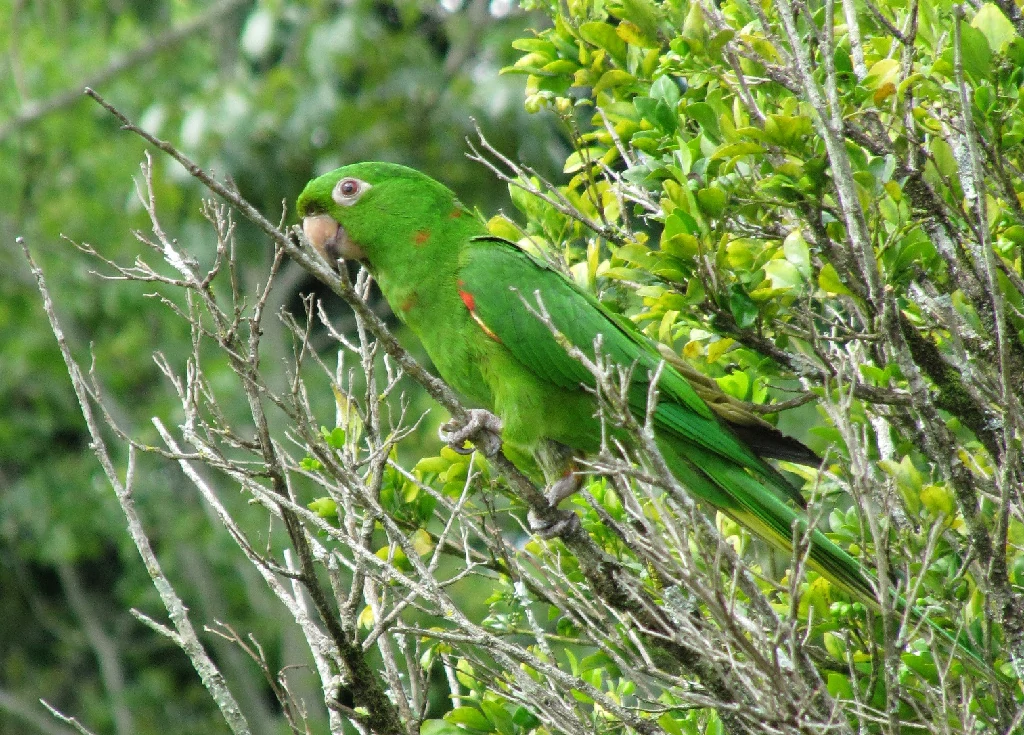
[302, 214, 366, 265]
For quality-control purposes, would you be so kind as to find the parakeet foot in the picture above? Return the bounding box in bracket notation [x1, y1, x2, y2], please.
[526, 471, 584, 537]
[546, 471, 583, 506]
[527, 507, 581, 538]
[439, 409, 503, 457]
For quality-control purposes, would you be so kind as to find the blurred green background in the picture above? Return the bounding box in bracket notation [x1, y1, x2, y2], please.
[0, 1, 560, 732]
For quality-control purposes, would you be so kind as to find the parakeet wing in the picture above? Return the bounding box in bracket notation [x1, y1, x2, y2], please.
[459, 236, 805, 507]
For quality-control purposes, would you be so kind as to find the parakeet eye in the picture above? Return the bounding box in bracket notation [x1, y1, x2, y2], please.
[333, 177, 369, 206]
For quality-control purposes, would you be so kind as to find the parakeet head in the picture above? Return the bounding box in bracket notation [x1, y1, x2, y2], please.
[297, 162, 465, 270]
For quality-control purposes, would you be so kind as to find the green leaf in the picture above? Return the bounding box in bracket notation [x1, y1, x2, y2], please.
[511, 38, 557, 56]
[891, 235, 935, 278]
[377, 544, 410, 570]
[706, 335, 732, 362]
[1009, 36, 1024, 64]
[579, 22, 628, 65]
[783, 230, 811, 276]
[455, 660, 477, 689]
[728, 286, 758, 329]
[411, 528, 435, 556]
[610, 0, 662, 42]
[763, 114, 813, 147]
[858, 364, 889, 385]
[763, 259, 802, 289]
[616, 244, 653, 264]
[570, 688, 594, 704]
[740, 33, 779, 61]
[663, 208, 698, 236]
[603, 266, 644, 281]
[704, 713, 724, 735]
[509, 182, 547, 222]
[716, 370, 750, 400]
[510, 52, 551, 74]
[662, 232, 699, 259]
[879, 455, 924, 514]
[486, 215, 522, 241]
[445, 707, 494, 732]
[593, 69, 636, 94]
[833, 47, 853, 74]
[920, 484, 955, 517]
[863, 58, 900, 89]
[541, 59, 579, 75]
[650, 75, 681, 109]
[818, 263, 852, 295]
[581, 650, 617, 673]
[684, 102, 721, 142]
[321, 426, 346, 449]
[630, 129, 666, 152]
[726, 238, 755, 270]
[696, 187, 727, 217]
[823, 632, 847, 660]
[827, 672, 855, 700]
[1010, 555, 1024, 586]
[682, 1, 706, 44]
[971, 4, 1017, 53]
[902, 649, 940, 684]
[616, 19, 657, 48]
[635, 97, 678, 133]
[564, 147, 607, 173]
[421, 720, 466, 735]
[414, 455, 451, 474]
[308, 497, 336, 518]
[658, 713, 685, 735]
[708, 28, 735, 56]
[959, 23, 992, 82]
[1003, 225, 1024, 245]
[479, 701, 515, 735]
[511, 707, 541, 730]
[710, 141, 764, 160]
[929, 138, 957, 178]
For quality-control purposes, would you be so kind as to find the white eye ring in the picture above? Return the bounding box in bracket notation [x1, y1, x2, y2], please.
[332, 177, 370, 206]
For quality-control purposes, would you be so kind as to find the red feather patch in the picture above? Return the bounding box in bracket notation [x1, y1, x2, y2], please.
[457, 280, 501, 343]
[457, 281, 475, 311]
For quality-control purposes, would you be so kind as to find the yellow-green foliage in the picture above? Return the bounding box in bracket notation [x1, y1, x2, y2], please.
[429, 0, 1024, 731]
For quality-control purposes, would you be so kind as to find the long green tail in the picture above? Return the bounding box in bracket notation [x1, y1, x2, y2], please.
[656, 438, 1004, 681]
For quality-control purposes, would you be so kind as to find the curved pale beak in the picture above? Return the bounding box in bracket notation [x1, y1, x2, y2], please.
[302, 214, 366, 265]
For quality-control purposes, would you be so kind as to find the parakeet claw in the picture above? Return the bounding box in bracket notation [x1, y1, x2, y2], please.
[525, 461, 585, 537]
[546, 472, 583, 506]
[439, 409, 503, 457]
[528, 508, 581, 538]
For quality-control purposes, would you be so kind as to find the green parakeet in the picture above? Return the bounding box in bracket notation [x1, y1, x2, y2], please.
[295, 162, 1015, 680]
[295, 162, 884, 597]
